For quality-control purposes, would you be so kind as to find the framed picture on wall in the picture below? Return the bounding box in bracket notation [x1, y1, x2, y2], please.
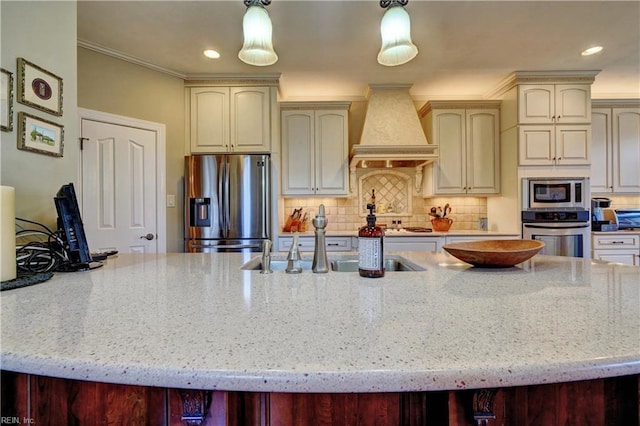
[17, 57, 63, 117]
[1, 68, 13, 132]
[17, 112, 64, 157]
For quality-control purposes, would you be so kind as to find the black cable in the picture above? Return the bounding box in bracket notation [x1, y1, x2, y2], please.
[15, 218, 71, 273]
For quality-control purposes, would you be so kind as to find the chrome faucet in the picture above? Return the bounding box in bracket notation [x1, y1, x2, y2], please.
[312, 204, 329, 273]
[260, 240, 273, 274]
[285, 233, 303, 274]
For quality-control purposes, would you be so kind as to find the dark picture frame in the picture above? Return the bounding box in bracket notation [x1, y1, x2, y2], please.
[17, 112, 64, 157]
[1, 68, 13, 131]
[17, 57, 63, 117]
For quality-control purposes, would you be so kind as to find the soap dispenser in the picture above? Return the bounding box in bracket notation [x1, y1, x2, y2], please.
[358, 203, 385, 278]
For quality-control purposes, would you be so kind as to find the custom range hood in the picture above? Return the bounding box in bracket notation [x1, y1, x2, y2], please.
[349, 84, 438, 192]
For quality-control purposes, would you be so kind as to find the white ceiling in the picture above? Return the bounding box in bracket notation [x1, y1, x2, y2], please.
[77, 0, 640, 101]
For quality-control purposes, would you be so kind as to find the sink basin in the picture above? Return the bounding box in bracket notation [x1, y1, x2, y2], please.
[240, 255, 424, 272]
[330, 255, 425, 272]
[240, 257, 313, 271]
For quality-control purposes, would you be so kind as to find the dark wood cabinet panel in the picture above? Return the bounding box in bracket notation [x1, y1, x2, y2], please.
[2, 371, 638, 425]
[1, 370, 28, 418]
[269, 393, 402, 425]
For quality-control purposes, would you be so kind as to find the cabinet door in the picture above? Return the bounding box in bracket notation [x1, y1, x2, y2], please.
[555, 125, 590, 165]
[384, 237, 442, 252]
[612, 108, 640, 193]
[519, 125, 554, 165]
[230, 87, 271, 152]
[190, 87, 229, 152]
[315, 110, 349, 195]
[518, 85, 554, 124]
[593, 250, 638, 265]
[554, 85, 591, 123]
[433, 110, 466, 194]
[466, 109, 500, 194]
[591, 109, 613, 193]
[281, 111, 315, 195]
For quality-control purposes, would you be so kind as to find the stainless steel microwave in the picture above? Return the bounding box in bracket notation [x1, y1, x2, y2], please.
[523, 178, 589, 210]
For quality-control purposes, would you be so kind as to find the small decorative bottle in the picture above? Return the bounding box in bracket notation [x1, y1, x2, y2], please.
[358, 203, 385, 278]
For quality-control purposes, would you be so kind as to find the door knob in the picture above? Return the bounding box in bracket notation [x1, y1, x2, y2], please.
[140, 233, 155, 240]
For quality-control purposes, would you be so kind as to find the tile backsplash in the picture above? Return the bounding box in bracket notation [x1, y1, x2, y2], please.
[282, 196, 487, 232]
[605, 195, 640, 209]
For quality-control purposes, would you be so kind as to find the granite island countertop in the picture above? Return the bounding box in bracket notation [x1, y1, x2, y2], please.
[1, 251, 639, 393]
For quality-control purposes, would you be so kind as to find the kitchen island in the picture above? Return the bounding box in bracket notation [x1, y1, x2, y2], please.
[2, 251, 639, 424]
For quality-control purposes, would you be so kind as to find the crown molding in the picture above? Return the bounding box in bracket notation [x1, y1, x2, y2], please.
[184, 75, 280, 87]
[592, 98, 640, 108]
[419, 99, 502, 116]
[485, 70, 601, 99]
[79, 40, 281, 86]
[78, 39, 187, 79]
[280, 101, 352, 110]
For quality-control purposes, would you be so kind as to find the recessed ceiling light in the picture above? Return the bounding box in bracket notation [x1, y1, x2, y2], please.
[203, 49, 220, 59]
[581, 46, 603, 56]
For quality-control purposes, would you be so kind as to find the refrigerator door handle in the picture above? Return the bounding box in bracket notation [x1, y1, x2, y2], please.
[218, 159, 226, 238]
[224, 158, 231, 236]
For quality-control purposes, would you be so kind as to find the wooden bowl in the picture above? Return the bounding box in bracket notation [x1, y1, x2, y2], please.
[443, 239, 545, 268]
[431, 217, 453, 231]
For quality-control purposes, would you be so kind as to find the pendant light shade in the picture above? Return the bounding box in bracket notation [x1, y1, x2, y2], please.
[238, 2, 278, 66]
[377, 4, 418, 67]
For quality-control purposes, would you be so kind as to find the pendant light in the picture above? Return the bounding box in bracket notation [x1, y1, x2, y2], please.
[377, 0, 418, 67]
[238, 0, 278, 66]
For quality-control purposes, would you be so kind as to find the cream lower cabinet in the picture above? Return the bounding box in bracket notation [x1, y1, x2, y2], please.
[518, 84, 591, 124]
[519, 125, 591, 166]
[444, 235, 519, 244]
[281, 103, 350, 196]
[591, 103, 640, 194]
[384, 237, 443, 253]
[592, 233, 640, 266]
[277, 236, 353, 252]
[188, 86, 272, 153]
[420, 101, 500, 195]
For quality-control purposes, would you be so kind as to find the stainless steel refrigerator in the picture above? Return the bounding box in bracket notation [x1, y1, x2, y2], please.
[185, 154, 271, 252]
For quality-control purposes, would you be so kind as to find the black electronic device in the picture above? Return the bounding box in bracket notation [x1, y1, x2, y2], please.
[54, 183, 93, 271]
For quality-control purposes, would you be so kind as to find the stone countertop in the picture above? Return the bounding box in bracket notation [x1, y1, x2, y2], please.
[1, 251, 639, 393]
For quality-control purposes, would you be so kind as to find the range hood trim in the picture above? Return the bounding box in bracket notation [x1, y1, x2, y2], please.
[349, 144, 439, 193]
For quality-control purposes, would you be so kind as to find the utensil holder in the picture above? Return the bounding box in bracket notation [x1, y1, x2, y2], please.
[431, 217, 453, 232]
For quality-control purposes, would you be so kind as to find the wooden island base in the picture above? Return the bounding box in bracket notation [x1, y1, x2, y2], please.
[2, 371, 638, 425]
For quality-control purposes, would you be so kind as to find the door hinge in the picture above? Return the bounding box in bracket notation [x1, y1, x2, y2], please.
[79, 137, 89, 150]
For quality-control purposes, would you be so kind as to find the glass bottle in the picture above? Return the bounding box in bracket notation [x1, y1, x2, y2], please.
[358, 203, 385, 278]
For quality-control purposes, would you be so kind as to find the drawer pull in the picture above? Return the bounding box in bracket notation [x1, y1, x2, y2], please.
[611, 241, 625, 244]
[328, 243, 341, 246]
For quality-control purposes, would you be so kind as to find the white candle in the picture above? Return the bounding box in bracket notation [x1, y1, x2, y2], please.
[1, 186, 17, 282]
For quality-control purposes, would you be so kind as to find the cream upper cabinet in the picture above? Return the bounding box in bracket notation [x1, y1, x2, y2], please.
[281, 103, 350, 196]
[230, 87, 271, 152]
[189, 86, 271, 153]
[421, 101, 500, 195]
[591, 104, 640, 194]
[518, 84, 591, 124]
[519, 124, 591, 166]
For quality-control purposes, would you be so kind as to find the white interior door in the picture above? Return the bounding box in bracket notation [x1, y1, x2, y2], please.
[81, 118, 160, 253]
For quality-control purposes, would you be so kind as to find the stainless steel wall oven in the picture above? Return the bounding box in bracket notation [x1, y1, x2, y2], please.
[522, 210, 591, 258]
[521, 177, 591, 258]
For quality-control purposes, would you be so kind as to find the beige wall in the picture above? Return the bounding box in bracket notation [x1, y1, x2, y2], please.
[0, 1, 77, 228]
[77, 48, 186, 252]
